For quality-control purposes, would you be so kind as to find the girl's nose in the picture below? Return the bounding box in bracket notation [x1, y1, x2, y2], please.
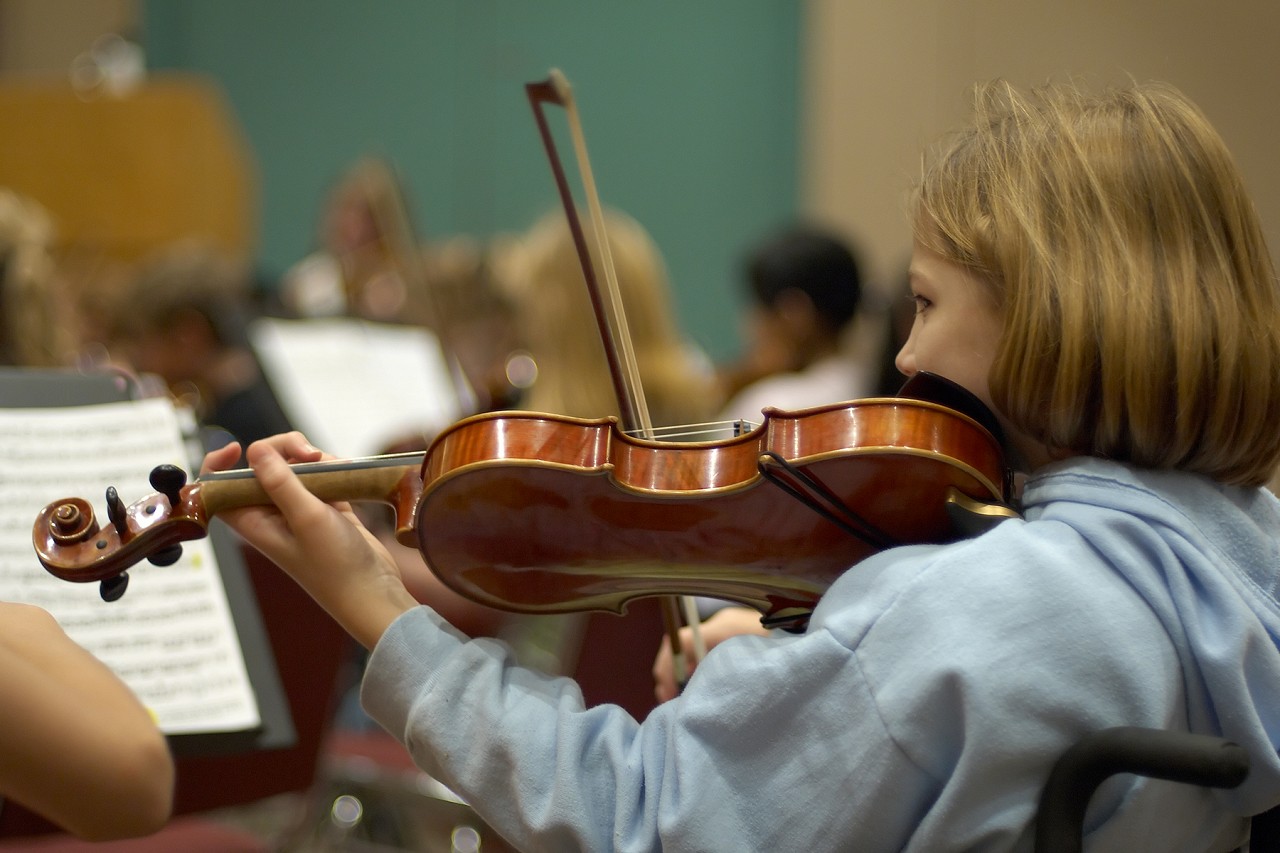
[894, 339, 916, 379]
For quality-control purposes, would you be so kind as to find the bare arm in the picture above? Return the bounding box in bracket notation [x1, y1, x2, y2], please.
[377, 530, 511, 638]
[0, 602, 173, 840]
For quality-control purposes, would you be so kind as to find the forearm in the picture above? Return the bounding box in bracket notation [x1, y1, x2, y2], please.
[309, 570, 421, 651]
[376, 531, 510, 638]
[0, 605, 173, 839]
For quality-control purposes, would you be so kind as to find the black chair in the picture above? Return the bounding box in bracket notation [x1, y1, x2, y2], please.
[1034, 727, 1280, 852]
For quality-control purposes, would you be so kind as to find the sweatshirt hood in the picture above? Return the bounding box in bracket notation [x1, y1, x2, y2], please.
[1022, 458, 1280, 813]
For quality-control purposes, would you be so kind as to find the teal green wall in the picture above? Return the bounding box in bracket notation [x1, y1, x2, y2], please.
[143, 1, 800, 361]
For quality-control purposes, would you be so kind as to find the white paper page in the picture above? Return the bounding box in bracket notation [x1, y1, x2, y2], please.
[0, 398, 261, 735]
[251, 317, 463, 459]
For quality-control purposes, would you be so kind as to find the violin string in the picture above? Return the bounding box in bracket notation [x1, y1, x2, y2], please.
[619, 420, 762, 441]
[199, 451, 426, 482]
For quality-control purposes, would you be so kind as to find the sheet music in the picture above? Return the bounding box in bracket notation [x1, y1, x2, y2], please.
[0, 398, 261, 735]
[250, 317, 464, 459]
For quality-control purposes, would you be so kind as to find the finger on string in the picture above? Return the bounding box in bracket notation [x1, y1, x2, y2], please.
[199, 441, 243, 477]
[254, 431, 326, 464]
[247, 444, 329, 516]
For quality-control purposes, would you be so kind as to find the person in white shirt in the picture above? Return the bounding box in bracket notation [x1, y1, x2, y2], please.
[716, 224, 869, 423]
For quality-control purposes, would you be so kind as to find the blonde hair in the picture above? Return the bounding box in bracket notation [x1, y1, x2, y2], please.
[915, 80, 1280, 486]
[0, 190, 76, 367]
[323, 156, 407, 251]
[504, 209, 715, 427]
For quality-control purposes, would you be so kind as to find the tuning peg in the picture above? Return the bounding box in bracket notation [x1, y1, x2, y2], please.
[105, 487, 127, 537]
[149, 464, 187, 508]
[147, 545, 183, 566]
[99, 573, 129, 602]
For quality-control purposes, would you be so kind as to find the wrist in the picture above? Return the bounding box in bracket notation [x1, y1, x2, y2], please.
[345, 582, 419, 650]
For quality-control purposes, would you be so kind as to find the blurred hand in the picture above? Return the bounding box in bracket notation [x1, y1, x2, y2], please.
[651, 606, 772, 702]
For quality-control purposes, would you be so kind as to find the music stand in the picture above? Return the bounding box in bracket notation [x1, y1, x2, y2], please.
[0, 367, 350, 836]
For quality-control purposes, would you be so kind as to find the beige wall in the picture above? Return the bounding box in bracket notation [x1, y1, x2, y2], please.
[803, 0, 1280, 298]
[0, 0, 136, 73]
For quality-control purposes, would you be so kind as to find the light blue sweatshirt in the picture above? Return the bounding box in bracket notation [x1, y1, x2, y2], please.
[362, 458, 1280, 851]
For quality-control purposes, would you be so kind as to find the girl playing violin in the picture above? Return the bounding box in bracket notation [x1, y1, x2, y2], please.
[203, 79, 1280, 850]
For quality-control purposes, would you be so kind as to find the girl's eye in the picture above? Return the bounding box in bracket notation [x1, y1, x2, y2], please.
[909, 293, 932, 314]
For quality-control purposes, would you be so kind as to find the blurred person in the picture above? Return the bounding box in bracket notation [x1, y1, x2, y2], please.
[280, 156, 422, 324]
[474, 208, 719, 682]
[405, 235, 525, 416]
[717, 223, 870, 422]
[106, 239, 294, 455]
[0, 191, 175, 840]
[693, 223, 872, 625]
[0, 189, 80, 368]
[500, 207, 717, 429]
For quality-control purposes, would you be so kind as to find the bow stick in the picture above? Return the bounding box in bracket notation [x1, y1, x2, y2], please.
[526, 69, 706, 687]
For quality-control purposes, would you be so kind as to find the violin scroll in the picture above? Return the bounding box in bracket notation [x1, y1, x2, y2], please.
[34, 454, 427, 601]
[34, 463, 210, 601]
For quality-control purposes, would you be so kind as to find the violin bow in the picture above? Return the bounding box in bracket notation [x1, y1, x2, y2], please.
[526, 69, 706, 686]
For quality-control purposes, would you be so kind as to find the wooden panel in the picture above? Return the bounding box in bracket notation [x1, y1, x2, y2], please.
[0, 72, 256, 262]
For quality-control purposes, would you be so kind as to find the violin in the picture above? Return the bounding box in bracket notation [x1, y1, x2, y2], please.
[32, 371, 1016, 631]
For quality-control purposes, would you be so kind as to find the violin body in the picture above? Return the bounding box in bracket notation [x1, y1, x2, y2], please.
[415, 393, 1010, 629]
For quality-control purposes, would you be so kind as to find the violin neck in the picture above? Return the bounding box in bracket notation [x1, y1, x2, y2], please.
[198, 454, 424, 537]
